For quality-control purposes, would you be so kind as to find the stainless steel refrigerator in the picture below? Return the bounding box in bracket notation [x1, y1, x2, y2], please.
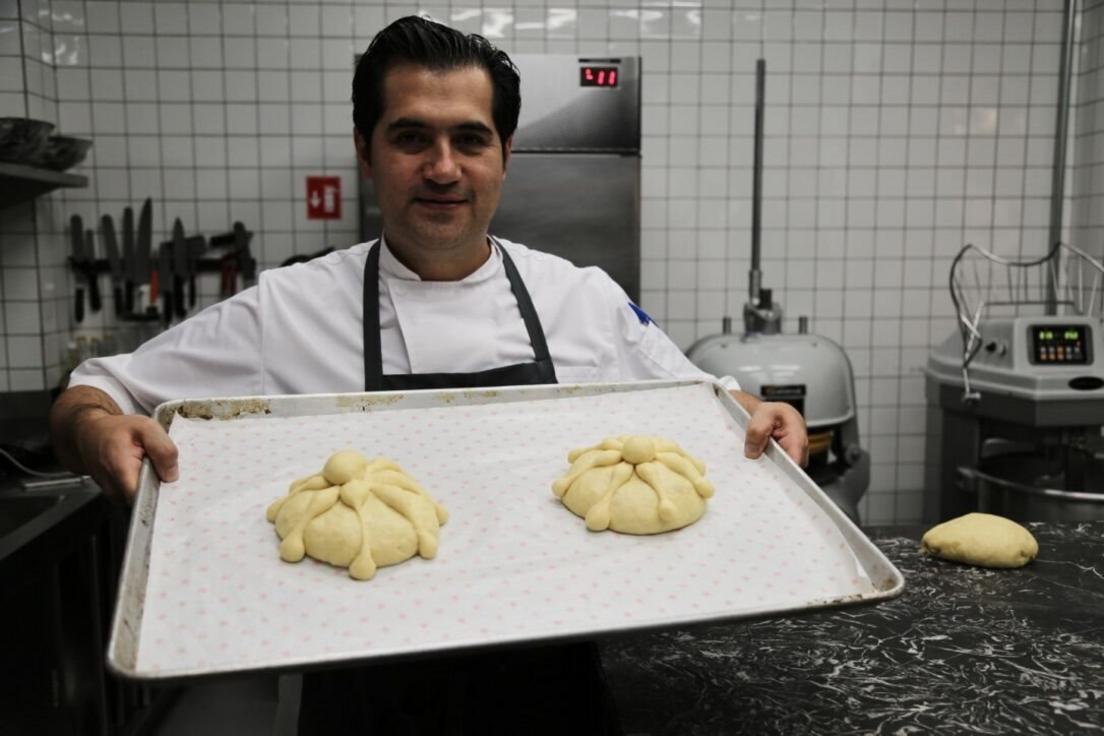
[359, 55, 641, 300]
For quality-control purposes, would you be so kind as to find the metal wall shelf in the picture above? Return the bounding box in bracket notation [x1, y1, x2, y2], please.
[0, 161, 87, 209]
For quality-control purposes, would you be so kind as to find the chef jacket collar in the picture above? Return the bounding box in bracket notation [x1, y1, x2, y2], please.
[378, 233, 503, 285]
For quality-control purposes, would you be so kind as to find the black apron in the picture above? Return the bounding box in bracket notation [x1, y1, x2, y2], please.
[299, 239, 620, 735]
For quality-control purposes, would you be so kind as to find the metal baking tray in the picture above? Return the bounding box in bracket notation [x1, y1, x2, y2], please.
[107, 379, 904, 681]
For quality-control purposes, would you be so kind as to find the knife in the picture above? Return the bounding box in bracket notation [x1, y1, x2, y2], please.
[171, 219, 187, 318]
[186, 235, 202, 308]
[158, 241, 173, 327]
[219, 252, 239, 297]
[83, 228, 102, 313]
[121, 206, 135, 312]
[136, 198, 153, 314]
[69, 214, 84, 323]
[101, 214, 125, 315]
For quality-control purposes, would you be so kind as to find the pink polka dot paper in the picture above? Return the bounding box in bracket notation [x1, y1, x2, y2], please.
[135, 382, 878, 677]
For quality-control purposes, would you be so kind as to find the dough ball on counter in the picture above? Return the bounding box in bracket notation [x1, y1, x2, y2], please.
[551, 435, 714, 535]
[921, 512, 1038, 569]
[266, 450, 448, 580]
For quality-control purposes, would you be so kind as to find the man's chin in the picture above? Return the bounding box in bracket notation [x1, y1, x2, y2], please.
[406, 224, 479, 251]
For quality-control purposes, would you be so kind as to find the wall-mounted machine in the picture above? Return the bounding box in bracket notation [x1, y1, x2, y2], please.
[686, 60, 870, 524]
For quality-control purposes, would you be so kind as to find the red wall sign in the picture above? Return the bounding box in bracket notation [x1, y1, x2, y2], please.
[306, 176, 341, 220]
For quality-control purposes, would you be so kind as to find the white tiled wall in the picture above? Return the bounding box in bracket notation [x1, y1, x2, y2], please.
[0, 0, 1095, 525]
[1073, 0, 1104, 266]
[1, 0, 63, 393]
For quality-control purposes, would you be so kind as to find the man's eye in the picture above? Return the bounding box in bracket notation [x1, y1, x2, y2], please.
[394, 132, 425, 146]
[457, 134, 489, 149]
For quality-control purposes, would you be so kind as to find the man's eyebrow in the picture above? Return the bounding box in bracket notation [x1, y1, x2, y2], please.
[386, 118, 493, 136]
[386, 117, 429, 131]
[455, 122, 493, 136]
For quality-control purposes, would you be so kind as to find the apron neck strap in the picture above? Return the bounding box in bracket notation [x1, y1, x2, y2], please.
[363, 242, 385, 391]
[363, 238, 554, 391]
[495, 238, 552, 366]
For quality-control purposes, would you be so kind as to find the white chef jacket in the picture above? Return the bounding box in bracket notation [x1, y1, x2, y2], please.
[69, 237, 734, 415]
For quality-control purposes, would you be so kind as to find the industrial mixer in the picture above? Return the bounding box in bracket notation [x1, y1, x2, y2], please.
[924, 242, 1104, 522]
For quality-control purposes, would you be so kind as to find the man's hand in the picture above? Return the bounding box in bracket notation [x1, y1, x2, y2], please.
[729, 390, 809, 467]
[51, 386, 179, 502]
[76, 413, 178, 501]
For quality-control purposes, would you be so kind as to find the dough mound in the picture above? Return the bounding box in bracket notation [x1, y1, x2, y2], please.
[921, 512, 1038, 569]
[552, 435, 714, 535]
[266, 450, 448, 580]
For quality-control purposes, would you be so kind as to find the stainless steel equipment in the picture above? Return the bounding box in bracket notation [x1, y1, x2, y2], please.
[686, 60, 870, 524]
[359, 55, 641, 300]
[924, 242, 1104, 522]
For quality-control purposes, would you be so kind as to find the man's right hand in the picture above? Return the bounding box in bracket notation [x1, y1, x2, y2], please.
[50, 385, 179, 503]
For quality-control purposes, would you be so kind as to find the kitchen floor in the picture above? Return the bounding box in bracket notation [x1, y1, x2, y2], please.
[152, 675, 299, 736]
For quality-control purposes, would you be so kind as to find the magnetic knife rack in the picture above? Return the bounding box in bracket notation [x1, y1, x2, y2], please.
[68, 224, 257, 323]
[67, 228, 256, 280]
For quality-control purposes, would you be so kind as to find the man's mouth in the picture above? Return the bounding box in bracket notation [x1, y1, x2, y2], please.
[414, 196, 467, 209]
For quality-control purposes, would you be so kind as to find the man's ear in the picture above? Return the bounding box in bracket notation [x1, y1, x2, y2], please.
[501, 135, 513, 178]
[354, 128, 372, 178]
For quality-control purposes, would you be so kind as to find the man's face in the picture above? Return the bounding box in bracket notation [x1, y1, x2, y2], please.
[355, 63, 511, 265]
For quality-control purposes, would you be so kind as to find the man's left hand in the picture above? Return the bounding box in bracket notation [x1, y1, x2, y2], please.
[730, 390, 809, 466]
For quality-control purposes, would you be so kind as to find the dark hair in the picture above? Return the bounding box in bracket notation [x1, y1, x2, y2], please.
[352, 16, 520, 157]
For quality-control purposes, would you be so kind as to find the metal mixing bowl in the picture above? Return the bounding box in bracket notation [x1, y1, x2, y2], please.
[971, 452, 1104, 522]
[32, 135, 92, 171]
[0, 117, 55, 165]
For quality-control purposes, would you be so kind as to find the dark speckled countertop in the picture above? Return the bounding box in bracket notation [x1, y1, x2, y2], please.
[600, 521, 1104, 735]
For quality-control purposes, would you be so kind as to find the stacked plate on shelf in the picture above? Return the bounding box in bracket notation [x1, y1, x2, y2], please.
[0, 117, 91, 170]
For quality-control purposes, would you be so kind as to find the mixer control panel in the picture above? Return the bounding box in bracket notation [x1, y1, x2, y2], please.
[1029, 324, 1091, 365]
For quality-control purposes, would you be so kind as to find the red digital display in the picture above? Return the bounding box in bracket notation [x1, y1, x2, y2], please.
[580, 66, 618, 87]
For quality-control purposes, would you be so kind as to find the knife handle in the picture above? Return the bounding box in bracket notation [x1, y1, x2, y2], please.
[113, 287, 124, 315]
[125, 282, 135, 313]
[75, 286, 84, 323]
[163, 291, 172, 327]
[174, 276, 185, 317]
[219, 259, 235, 297]
[188, 276, 197, 308]
[88, 270, 102, 313]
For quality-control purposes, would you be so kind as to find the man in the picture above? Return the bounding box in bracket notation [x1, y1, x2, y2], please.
[51, 16, 805, 502]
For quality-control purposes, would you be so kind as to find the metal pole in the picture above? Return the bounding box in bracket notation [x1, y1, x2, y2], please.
[1046, 0, 1077, 314]
[749, 58, 765, 305]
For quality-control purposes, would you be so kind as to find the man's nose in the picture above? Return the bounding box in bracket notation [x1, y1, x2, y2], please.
[423, 141, 460, 182]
